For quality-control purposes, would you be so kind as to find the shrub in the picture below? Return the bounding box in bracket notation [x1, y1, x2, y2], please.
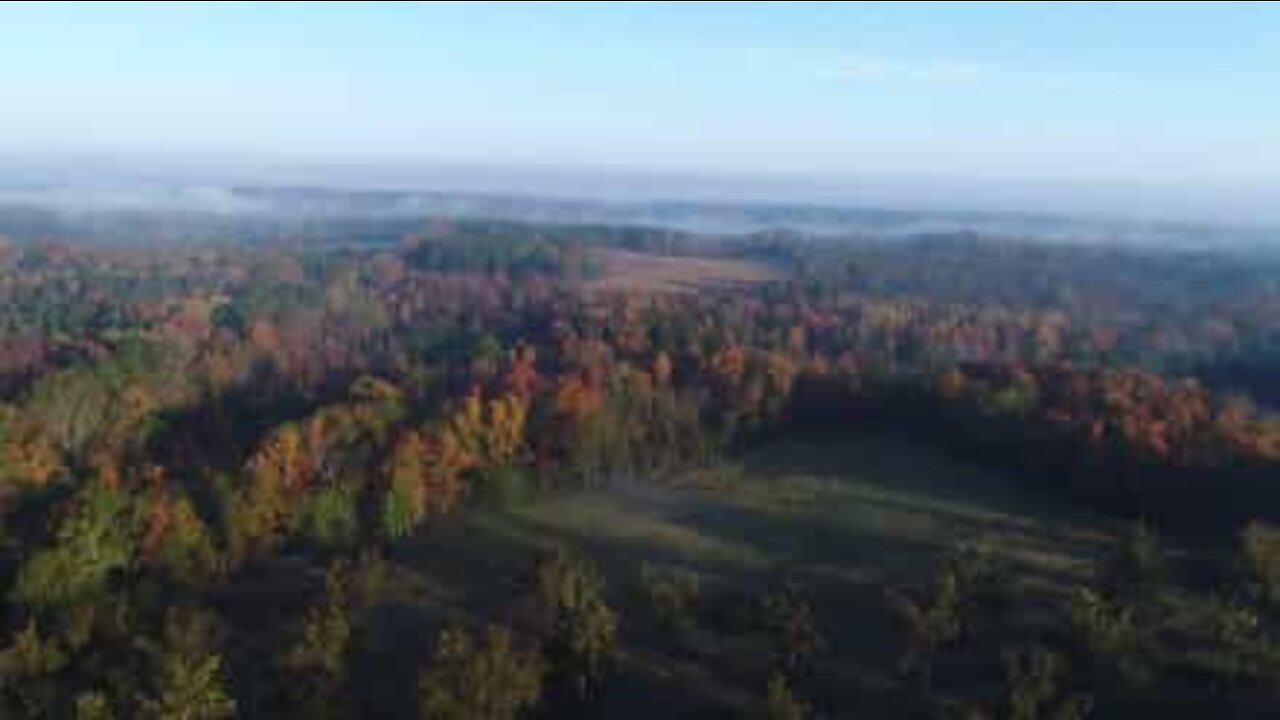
[1067, 587, 1149, 687]
[1202, 594, 1263, 682]
[637, 563, 701, 634]
[73, 692, 114, 720]
[472, 466, 535, 511]
[764, 672, 810, 720]
[341, 551, 393, 615]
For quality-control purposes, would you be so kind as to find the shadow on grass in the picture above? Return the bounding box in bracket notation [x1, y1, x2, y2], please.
[361, 432, 1129, 719]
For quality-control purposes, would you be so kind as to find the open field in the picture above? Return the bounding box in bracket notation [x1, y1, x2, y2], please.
[583, 248, 786, 294]
[383, 433, 1125, 718]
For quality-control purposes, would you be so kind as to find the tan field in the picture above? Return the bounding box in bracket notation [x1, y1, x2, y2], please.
[584, 249, 785, 294]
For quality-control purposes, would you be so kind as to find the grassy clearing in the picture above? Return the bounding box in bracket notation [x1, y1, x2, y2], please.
[583, 248, 785, 295]
[383, 432, 1126, 718]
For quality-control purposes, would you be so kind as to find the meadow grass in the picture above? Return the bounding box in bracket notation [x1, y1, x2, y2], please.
[384, 433, 1126, 717]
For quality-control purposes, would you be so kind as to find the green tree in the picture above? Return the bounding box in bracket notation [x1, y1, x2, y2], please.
[1096, 521, 1164, 609]
[1240, 521, 1280, 611]
[419, 625, 544, 720]
[12, 484, 139, 609]
[637, 563, 701, 635]
[1001, 646, 1091, 720]
[0, 621, 69, 718]
[138, 610, 236, 720]
[301, 482, 360, 550]
[526, 547, 618, 699]
[280, 573, 354, 717]
[760, 577, 823, 682]
[888, 571, 962, 683]
[279, 554, 388, 718]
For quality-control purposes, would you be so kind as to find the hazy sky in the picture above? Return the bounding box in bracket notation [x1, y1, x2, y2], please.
[2, 2, 1278, 221]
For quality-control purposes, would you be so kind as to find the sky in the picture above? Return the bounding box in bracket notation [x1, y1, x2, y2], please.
[1, 2, 1278, 223]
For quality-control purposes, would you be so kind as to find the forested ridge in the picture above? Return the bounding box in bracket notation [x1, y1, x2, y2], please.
[2, 217, 1280, 718]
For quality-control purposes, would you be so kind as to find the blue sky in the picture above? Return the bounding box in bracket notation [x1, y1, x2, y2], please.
[2, 2, 1278, 221]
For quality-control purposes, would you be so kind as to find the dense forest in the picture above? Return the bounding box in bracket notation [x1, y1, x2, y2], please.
[2, 213, 1280, 719]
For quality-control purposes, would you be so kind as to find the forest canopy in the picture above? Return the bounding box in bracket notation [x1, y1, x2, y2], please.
[1, 211, 1279, 718]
